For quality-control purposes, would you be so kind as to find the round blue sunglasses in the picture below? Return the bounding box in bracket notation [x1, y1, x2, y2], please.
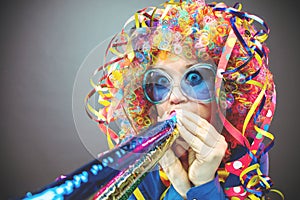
[143, 63, 216, 104]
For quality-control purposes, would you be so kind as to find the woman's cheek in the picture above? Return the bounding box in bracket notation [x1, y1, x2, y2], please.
[156, 104, 169, 120]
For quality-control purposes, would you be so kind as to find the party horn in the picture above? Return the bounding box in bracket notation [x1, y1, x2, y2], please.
[23, 114, 178, 200]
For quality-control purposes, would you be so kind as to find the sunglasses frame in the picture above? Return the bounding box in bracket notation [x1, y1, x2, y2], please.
[142, 63, 216, 104]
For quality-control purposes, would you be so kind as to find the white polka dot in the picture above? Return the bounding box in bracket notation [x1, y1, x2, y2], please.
[233, 186, 241, 193]
[266, 109, 273, 118]
[217, 69, 225, 78]
[233, 161, 243, 169]
[241, 191, 247, 196]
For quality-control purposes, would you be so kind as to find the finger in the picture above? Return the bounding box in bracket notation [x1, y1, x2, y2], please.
[178, 118, 218, 147]
[175, 137, 189, 151]
[177, 122, 213, 159]
[159, 149, 178, 169]
[172, 137, 189, 158]
[172, 142, 189, 171]
[159, 149, 191, 197]
[177, 110, 221, 142]
[188, 147, 195, 166]
[177, 113, 220, 147]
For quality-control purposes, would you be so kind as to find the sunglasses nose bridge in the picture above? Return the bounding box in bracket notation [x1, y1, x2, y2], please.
[168, 84, 188, 104]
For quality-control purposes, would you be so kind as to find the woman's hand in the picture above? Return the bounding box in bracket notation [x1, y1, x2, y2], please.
[159, 110, 227, 198]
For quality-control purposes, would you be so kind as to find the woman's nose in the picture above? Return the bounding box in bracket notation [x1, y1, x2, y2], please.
[169, 86, 188, 105]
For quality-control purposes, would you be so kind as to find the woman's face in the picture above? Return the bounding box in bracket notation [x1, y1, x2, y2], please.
[151, 54, 215, 122]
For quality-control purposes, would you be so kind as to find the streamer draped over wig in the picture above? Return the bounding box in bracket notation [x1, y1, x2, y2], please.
[85, 0, 281, 199]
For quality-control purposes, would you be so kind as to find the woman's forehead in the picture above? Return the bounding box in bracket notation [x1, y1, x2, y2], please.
[152, 55, 217, 77]
[152, 51, 215, 66]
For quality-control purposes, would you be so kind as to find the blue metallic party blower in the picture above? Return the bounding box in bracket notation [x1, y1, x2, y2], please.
[22, 114, 178, 200]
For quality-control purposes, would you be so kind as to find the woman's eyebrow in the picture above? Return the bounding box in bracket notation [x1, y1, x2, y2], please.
[185, 63, 196, 69]
[151, 63, 196, 69]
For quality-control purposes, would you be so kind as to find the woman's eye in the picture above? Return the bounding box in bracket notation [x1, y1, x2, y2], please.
[185, 71, 202, 86]
[156, 76, 169, 86]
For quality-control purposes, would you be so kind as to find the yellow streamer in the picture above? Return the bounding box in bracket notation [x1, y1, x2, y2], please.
[86, 103, 106, 121]
[109, 47, 125, 58]
[160, 186, 171, 200]
[217, 169, 230, 182]
[254, 125, 274, 141]
[89, 79, 113, 107]
[99, 100, 110, 107]
[236, 3, 242, 11]
[239, 163, 259, 184]
[256, 33, 268, 43]
[254, 51, 263, 66]
[269, 189, 285, 200]
[248, 194, 260, 200]
[135, 13, 140, 28]
[246, 80, 263, 88]
[150, 8, 158, 27]
[89, 78, 109, 94]
[133, 187, 145, 200]
[141, 19, 148, 27]
[242, 75, 267, 135]
[105, 127, 115, 150]
[98, 90, 113, 99]
[159, 169, 169, 182]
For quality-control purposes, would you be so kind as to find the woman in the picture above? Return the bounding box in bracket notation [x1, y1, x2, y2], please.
[141, 52, 229, 199]
[86, 0, 277, 199]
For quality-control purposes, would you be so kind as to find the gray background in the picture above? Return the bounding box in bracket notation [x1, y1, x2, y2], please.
[0, 0, 298, 199]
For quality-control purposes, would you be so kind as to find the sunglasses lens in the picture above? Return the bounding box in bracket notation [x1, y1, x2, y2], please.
[181, 64, 215, 102]
[143, 70, 171, 103]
